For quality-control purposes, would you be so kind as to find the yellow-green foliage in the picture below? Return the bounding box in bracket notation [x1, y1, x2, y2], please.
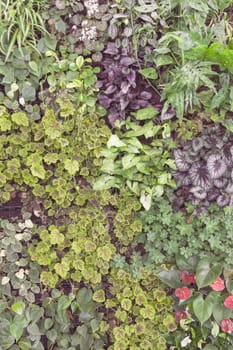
[105, 268, 176, 350]
[29, 189, 142, 287]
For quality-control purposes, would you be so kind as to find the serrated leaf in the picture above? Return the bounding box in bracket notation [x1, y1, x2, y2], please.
[11, 112, 29, 127]
[30, 163, 46, 180]
[64, 159, 79, 176]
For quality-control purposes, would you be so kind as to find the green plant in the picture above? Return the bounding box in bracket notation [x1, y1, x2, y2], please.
[0, 287, 106, 350]
[105, 268, 176, 350]
[0, 0, 48, 61]
[0, 215, 41, 303]
[158, 255, 233, 349]
[112, 195, 233, 277]
[94, 106, 176, 209]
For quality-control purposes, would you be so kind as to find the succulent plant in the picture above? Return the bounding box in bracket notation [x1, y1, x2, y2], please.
[172, 124, 233, 211]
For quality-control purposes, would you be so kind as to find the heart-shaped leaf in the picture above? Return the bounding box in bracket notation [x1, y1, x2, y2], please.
[193, 294, 214, 325]
[195, 259, 222, 289]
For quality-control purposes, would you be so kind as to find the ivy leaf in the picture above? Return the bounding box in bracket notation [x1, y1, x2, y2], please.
[193, 294, 214, 325]
[195, 259, 222, 289]
[30, 163, 46, 180]
[64, 159, 79, 176]
[94, 175, 120, 190]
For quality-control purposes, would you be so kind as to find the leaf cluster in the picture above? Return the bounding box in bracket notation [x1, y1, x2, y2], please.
[114, 195, 233, 274]
[94, 107, 176, 209]
[105, 268, 176, 350]
[160, 256, 233, 349]
[0, 287, 106, 350]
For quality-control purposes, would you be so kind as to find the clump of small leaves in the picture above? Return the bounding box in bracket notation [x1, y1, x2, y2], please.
[0, 215, 41, 303]
[97, 42, 159, 126]
[105, 268, 176, 350]
[118, 194, 233, 272]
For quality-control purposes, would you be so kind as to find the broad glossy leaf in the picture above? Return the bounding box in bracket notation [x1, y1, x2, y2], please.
[213, 299, 233, 324]
[193, 294, 214, 325]
[195, 259, 222, 288]
[156, 269, 183, 288]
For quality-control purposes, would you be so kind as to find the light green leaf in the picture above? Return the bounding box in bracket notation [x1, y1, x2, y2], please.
[11, 112, 29, 127]
[30, 163, 46, 180]
[57, 294, 75, 311]
[94, 175, 119, 190]
[135, 106, 158, 120]
[76, 56, 84, 69]
[101, 159, 115, 174]
[140, 191, 152, 210]
[18, 338, 31, 350]
[139, 67, 158, 80]
[64, 159, 79, 176]
[107, 135, 126, 148]
[11, 301, 25, 315]
[122, 154, 139, 169]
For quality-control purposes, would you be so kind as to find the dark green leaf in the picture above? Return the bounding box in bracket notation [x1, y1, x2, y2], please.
[193, 294, 214, 325]
[156, 269, 183, 288]
[195, 259, 222, 289]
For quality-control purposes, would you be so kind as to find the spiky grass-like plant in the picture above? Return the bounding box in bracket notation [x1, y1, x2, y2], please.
[0, 0, 48, 61]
